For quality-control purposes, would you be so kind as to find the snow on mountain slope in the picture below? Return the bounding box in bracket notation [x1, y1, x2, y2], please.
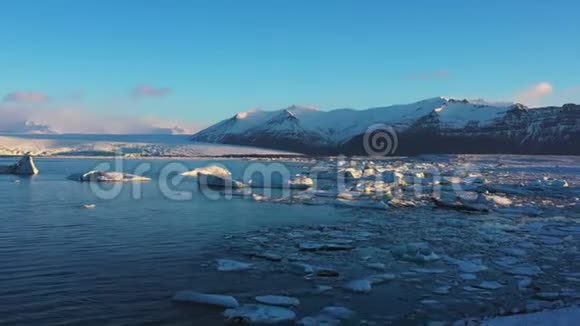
[193, 97, 517, 144]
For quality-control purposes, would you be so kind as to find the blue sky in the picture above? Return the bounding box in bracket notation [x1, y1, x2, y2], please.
[1, 0, 579, 132]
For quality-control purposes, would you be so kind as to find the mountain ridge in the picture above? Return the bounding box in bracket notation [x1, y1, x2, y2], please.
[191, 97, 580, 155]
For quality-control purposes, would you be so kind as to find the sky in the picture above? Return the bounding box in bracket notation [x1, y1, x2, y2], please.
[1, 0, 579, 133]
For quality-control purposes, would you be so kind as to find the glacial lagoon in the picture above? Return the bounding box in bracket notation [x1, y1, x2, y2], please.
[0, 155, 579, 325]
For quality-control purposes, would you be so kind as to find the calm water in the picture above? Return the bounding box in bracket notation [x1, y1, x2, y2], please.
[0, 158, 351, 325]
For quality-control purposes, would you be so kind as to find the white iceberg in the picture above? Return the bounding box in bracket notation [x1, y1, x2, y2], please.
[71, 170, 150, 182]
[0, 154, 39, 175]
[181, 165, 231, 177]
[255, 295, 300, 307]
[172, 291, 239, 308]
[343, 279, 372, 293]
[223, 304, 296, 324]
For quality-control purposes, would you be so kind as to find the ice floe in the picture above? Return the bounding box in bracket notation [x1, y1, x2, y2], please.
[343, 279, 372, 293]
[172, 291, 239, 308]
[216, 259, 253, 272]
[223, 304, 296, 324]
[70, 170, 151, 182]
[198, 173, 246, 188]
[255, 295, 299, 307]
[181, 165, 231, 177]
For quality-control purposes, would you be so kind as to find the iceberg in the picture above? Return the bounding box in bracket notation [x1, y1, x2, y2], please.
[216, 259, 253, 272]
[0, 154, 39, 175]
[181, 165, 231, 177]
[250, 174, 313, 189]
[172, 291, 239, 308]
[255, 295, 300, 307]
[70, 170, 150, 182]
[223, 304, 296, 324]
[197, 173, 245, 188]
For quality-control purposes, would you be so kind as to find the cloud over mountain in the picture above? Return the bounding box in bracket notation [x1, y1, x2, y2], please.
[515, 82, 553, 106]
[3, 91, 50, 103]
[132, 84, 172, 97]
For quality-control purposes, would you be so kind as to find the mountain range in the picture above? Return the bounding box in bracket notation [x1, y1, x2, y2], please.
[191, 97, 580, 155]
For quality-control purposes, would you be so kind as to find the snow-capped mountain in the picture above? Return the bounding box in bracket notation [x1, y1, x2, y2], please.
[191, 98, 580, 155]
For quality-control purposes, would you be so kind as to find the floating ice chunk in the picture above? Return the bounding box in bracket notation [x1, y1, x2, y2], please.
[223, 304, 296, 324]
[198, 173, 245, 188]
[342, 168, 362, 179]
[432, 197, 489, 213]
[255, 295, 299, 307]
[71, 170, 151, 182]
[343, 279, 372, 293]
[293, 263, 339, 277]
[336, 191, 362, 200]
[440, 177, 463, 185]
[486, 184, 531, 196]
[216, 259, 253, 272]
[0, 154, 39, 175]
[335, 198, 389, 210]
[388, 198, 418, 207]
[365, 262, 386, 271]
[528, 177, 569, 189]
[476, 281, 504, 290]
[298, 242, 354, 252]
[481, 306, 580, 326]
[308, 190, 339, 198]
[181, 165, 231, 177]
[250, 174, 313, 190]
[484, 194, 513, 206]
[448, 258, 488, 273]
[288, 175, 314, 189]
[172, 291, 239, 308]
[391, 243, 440, 263]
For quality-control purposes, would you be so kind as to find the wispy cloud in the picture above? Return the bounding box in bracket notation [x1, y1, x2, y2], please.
[132, 84, 172, 97]
[0, 104, 203, 134]
[404, 70, 449, 81]
[514, 82, 553, 106]
[3, 91, 50, 103]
